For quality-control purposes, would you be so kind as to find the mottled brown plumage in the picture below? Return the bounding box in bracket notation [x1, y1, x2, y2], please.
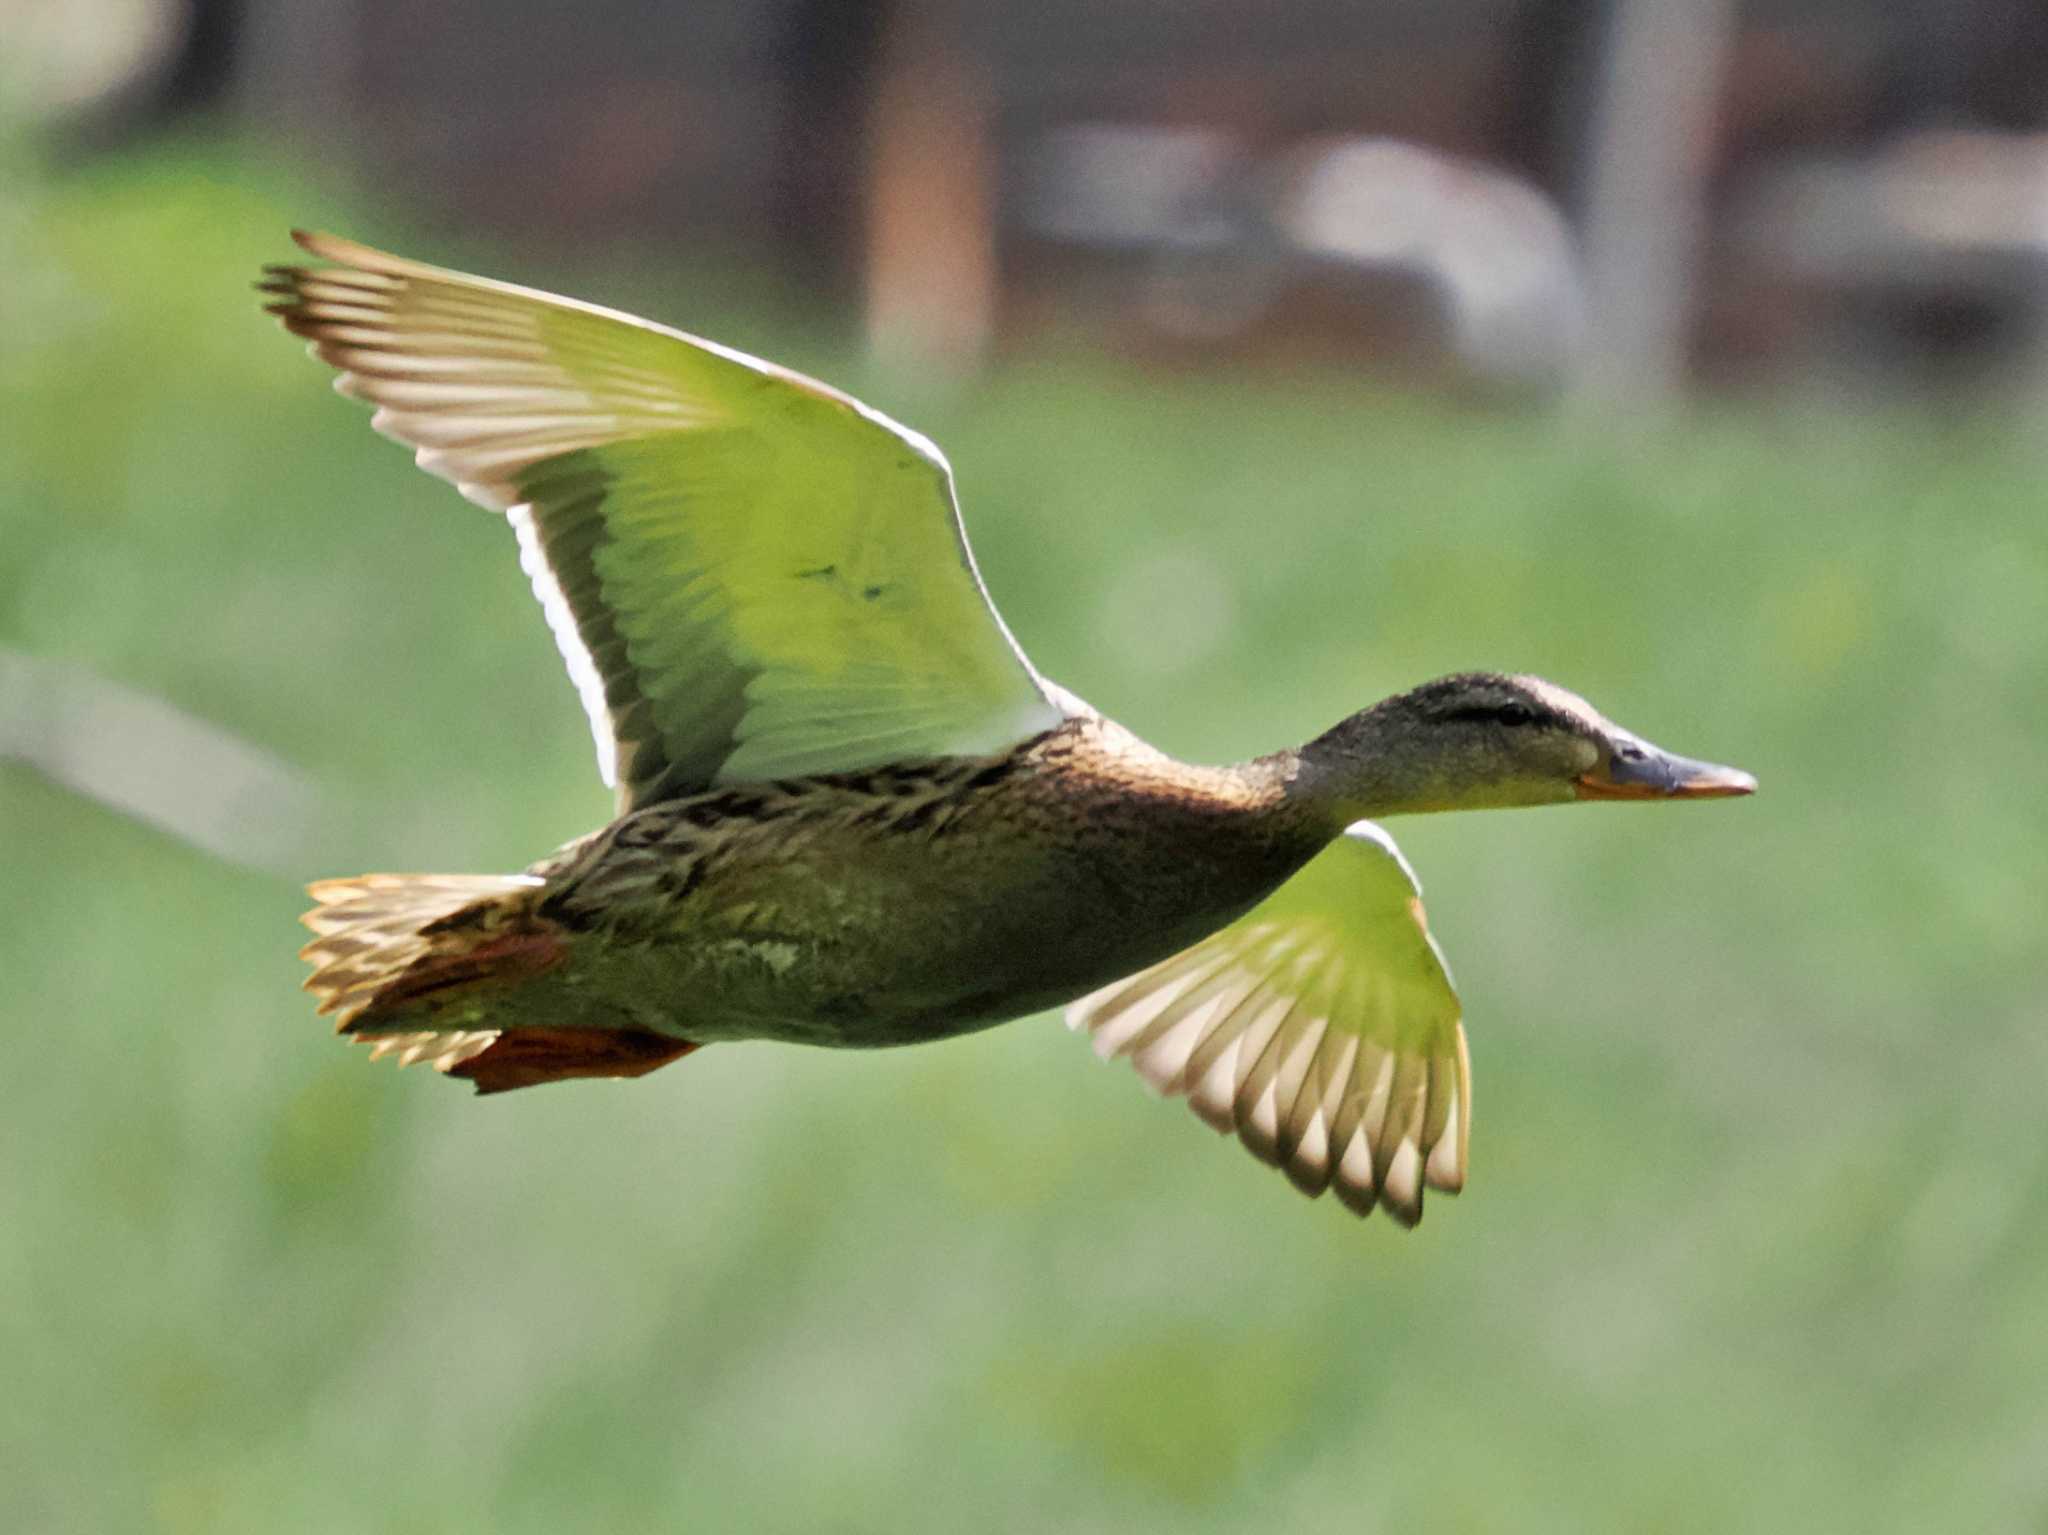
[306, 713, 1328, 1055]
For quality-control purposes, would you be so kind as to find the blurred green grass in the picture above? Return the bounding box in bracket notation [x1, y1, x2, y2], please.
[4, 141, 2046, 1534]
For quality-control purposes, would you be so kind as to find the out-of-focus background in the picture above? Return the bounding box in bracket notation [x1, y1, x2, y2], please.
[5, 2, 2046, 1529]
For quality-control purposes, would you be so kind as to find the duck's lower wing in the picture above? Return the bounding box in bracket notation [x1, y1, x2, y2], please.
[1065, 822, 1468, 1225]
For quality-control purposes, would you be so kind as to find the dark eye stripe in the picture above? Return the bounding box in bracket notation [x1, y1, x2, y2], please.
[1442, 703, 1539, 727]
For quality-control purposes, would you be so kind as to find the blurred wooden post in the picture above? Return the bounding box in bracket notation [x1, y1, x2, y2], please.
[1571, 0, 1736, 415]
[863, 0, 996, 379]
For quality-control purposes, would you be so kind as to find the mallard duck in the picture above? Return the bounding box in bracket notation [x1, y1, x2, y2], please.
[263, 231, 1753, 1224]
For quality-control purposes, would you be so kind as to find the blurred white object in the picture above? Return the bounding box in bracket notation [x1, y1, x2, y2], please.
[1275, 136, 1586, 387]
[1023, 121, 1288, 345]
[1024, 122, 1584, 387]
[1023, 122, 1246, 249]
[1744, 129, 2048, 274]
[2, 0, 180, 122]
[1737, 128, 2048, 391]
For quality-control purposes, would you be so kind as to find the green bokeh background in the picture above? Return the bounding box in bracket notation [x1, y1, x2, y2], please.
[5, 143, 2045, 1533]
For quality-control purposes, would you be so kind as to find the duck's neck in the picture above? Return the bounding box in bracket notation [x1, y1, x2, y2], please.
[1268, 709, 1471, 825]
[1065, 710, 1453, 836]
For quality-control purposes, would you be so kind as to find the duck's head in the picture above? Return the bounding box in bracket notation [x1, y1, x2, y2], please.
[1302, 672, 1756, 821]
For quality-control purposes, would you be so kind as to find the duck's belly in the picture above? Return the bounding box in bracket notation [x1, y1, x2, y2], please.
[573, 811, 1308, 1049]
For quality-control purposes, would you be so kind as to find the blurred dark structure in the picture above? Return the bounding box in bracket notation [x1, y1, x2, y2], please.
[80, 0, 2048, 396]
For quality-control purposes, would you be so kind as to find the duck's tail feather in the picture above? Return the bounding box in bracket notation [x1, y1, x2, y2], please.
[299, 872, 703, 1093]
[298, 873, 553, 1079]
[301, 873, 555, 1027]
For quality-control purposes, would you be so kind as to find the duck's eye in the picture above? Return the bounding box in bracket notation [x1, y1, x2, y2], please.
[1494, 703, 1536, 728]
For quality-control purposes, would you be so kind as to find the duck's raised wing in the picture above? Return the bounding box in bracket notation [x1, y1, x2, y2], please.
[263, 231, 1064, 809]
[1066, 822, 1468, 1225]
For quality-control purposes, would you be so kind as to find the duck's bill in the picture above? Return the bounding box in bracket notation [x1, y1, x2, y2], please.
[1576, 746, 1757, 801]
